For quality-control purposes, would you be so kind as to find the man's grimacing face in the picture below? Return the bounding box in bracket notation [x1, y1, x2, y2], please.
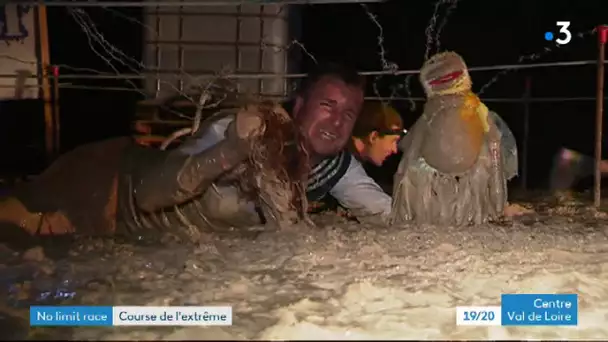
[293, 77, 364, 157]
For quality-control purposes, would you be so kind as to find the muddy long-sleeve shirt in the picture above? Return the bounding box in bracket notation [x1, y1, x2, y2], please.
[178, 114, 393, 223]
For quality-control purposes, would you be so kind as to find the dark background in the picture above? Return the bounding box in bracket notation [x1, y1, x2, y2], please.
[0, 0, 607, 190]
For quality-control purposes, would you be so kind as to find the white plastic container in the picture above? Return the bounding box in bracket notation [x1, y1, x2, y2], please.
[142, 1, 300, 100]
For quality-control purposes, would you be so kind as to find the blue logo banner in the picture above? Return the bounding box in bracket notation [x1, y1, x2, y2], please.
[501, 294, 578, 326]
[29, 305, 233, 327]
[30, 306, 113, 326]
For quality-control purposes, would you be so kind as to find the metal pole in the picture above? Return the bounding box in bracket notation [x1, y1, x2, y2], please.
[594, 25, 607, 208]
[52, 66, 60, 156]
[36, 4, 54, 163]
[521, 76, 531, 191]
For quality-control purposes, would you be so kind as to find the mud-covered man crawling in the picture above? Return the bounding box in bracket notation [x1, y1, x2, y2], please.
[0, 63, 393, 245]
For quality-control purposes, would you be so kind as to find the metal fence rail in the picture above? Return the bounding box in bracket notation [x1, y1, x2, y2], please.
[0, 58, 606, 80]
[19, 0, 386, 7]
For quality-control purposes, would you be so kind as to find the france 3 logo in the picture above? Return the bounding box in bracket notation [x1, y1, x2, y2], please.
[544, 21, 572, 45]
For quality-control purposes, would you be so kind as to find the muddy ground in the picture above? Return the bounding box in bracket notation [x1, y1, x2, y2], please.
[1, 191, 608, 340]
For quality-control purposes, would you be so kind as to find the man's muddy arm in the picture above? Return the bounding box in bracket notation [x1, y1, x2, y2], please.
[329, 158, 392, 225]
[133, 113, 257, 213]
[133, 135, 250, 213]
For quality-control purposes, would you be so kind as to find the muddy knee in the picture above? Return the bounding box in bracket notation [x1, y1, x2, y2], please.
[0, 197, 75, 236]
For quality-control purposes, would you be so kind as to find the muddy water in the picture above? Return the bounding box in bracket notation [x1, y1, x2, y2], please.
[2, 192, 608, 340]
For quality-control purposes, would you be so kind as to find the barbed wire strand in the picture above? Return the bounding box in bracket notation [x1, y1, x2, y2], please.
[415, 0, 462, 111]
[1, 55, 604, 81]
[100, 5, 252, 107]
[0, 53, 130, 76]
[68, 4, 324, 145]
[68, 7, 197, 121]
[433, 0, 459, 53]
[0, 4, 328, 117]
[423, 0, 452, 61]
[71, 6, 257, 128]
[360, 4, 396, 107]
[0, 5, 604, 116]
[7, 82, 605, 104]
[477, 27, 598, 94]
[54, 84, 608, 103]
[70, 6, 249, 141]
[360, 3, 408, 110]
[102, 5, 318, 94]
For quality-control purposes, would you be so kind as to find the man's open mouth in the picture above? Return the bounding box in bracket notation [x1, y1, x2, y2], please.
[320, 129, 337, 141]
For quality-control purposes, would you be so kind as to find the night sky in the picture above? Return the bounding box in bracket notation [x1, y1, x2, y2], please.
[2, 0, 607, 190]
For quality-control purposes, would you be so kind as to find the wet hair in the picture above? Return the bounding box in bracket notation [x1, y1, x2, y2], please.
[298, 62, 366, 98]
[352, 102, 403, 139]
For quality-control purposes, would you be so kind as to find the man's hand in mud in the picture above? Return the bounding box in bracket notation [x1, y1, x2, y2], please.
[503, 202, 535, 217]
[232, 104, 280, 140]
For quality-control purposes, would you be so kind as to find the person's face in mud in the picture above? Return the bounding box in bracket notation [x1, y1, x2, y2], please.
[293, 77, 364, 158]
